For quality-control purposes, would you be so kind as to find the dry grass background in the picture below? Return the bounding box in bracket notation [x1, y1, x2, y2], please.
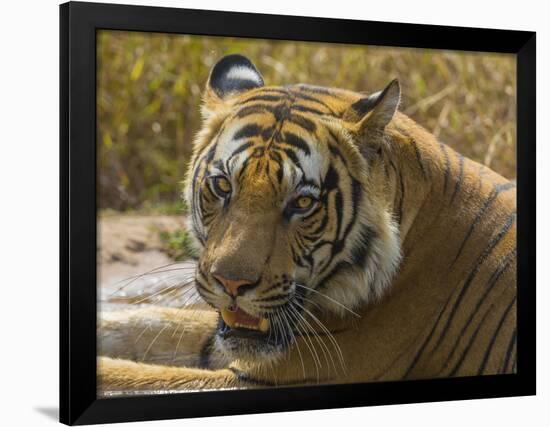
[97, 30, 516, 211]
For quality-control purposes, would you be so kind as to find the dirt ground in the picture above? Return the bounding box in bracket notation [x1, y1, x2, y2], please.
[97, 214, 200, 308]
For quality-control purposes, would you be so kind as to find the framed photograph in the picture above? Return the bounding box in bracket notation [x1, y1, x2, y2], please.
[60, 1, 536, 424]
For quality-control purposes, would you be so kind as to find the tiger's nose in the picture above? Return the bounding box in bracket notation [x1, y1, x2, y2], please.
[213, 274, 255, 297]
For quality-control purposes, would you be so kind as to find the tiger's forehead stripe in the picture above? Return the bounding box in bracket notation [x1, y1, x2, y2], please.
[217, 122, 326, 187]
[234, 85, 349, 115]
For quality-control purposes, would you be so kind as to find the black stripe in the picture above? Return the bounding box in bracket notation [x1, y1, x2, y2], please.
[295, 84, 332, 93]
[317, 257, 363, 290]
[450, 153, 465, 203]
[432, 210, 516, 354]
[228, 367, 318, 387]
[228, 367, 276, 387]
[316, 173, 364, 280]
[328, 143, 344, 160]
[291, 104, 326, 116]
[228, 141, 254, 160]
[191, 157, 207, 242]
[272, 103, 292, 122]
[289, 88, 338, 114]
[438, 248, 516, 374]
[255, 294, 290, 303]
[439, 142, 451, 194]
[340, 178, 363, 240]
[289, 113, 317, 132]
[295, 328, 348, 338]
[282, 131, 311, 155]
[450, 182, 516, 267]
[233, 123, 263, 140]
[195, 279, 218, 298]
[253, 88, 289, 96]
[236, 156, 255, 184]
[198, 333, 215, 369]
[501, 328, 517, 373]
[333, 190, 344, 241]
[477, 296, 516, 375]
[282, 148, 302, 168]
[260, 281, 286, 296]
[235, 104, 272, 118]
[403, 291, 454, 378]
[275, 163, 284, 184]
[388, 160, 403, 224]
[311, 208, 329, 236]
[411, 139, 428, 178]
[447, 296, 504, 376]
[192, 122, 225, 161]
[240, 94, 282, 103]
[349, 225, 377, 266]
[295, 83, 338, 96]
[397, 170, 405, 225]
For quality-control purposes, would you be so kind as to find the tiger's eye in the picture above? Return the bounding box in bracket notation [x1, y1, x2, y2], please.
[295, 196, 314, 210]
[213, 176, 231, 196]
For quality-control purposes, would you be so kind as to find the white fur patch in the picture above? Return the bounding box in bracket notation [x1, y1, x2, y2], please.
[225, 66, 263, 85]
[213, 122, 252, 166]
[316, 213, 402, 317]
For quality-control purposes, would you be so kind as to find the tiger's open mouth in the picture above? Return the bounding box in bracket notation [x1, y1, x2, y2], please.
[218, 307, 270, 339]
[215, 305, 292, 358]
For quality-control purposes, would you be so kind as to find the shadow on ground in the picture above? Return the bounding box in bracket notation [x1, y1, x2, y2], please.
[34, 407, 58, 422]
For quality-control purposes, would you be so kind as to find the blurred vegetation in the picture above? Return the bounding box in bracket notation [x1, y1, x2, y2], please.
[159, 229, 198, 260]
[98, 30, 516, 211]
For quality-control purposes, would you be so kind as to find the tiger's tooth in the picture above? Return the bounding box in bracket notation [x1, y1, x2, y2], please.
[259, 317, 270, 332]
[221, 308, 237, 328]
[235, 322, 257, 330]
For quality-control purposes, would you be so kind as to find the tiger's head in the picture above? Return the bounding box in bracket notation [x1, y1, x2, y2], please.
[184, 55, 402, 362]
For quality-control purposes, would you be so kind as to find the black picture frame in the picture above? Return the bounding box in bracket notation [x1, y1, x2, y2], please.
[59, 1, 536, 425]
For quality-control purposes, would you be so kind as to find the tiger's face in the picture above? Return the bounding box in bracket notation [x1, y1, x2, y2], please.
[184, 55, 402, 361]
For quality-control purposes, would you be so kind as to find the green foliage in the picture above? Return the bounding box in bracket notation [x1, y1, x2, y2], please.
[137, 199, 188, 215]
[98, 31, 516, 211]
[158, 229, 198, 261]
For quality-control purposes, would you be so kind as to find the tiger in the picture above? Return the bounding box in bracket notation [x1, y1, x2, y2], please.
[98, 54, 517, 393]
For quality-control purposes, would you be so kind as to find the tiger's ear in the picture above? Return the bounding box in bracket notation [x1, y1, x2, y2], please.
[345, 79, 401, 138]
[203, 54, 264, 112]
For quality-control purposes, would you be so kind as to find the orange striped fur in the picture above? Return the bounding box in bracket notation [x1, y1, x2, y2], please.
[98, 55, 516, 393]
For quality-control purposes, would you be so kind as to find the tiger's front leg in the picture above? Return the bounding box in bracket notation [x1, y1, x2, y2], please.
[97, 305, 344, 392]
[98, 356, 244, 393]
[98, 305, 226, 369]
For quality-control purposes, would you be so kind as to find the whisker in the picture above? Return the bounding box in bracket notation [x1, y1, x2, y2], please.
[141, 323, 170, 361]
[293, 299, 347, 373]
[133, 323, 151, 345]
[155, 281, 199, 306]
[107, 262, 196, 297]
[171, 305, 190, 339]
[293, 293, 323, 311]
[289, 303, 335, 374]
[287, 305, 326, 377]
[172, 300, 204, 361]
[126, 278, 195, 305]
[295, 301, 344, 364]
[276, 309, 306, 379]
[267, 312, 274, 344]
[281, 307, 319, 381]
[271, 312, 282, 348]
[295, 283, 360, 318]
